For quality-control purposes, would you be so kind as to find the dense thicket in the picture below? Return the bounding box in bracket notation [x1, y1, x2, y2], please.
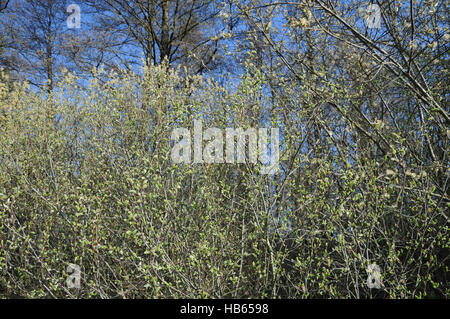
[0, 0, 448, 298]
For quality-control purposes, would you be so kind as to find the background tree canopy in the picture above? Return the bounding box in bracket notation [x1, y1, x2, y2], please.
[0, 0, 448, 298]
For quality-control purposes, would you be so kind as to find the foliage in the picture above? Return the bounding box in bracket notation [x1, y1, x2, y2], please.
[0, 0, 448, 299]
[0, 60, 447, 298]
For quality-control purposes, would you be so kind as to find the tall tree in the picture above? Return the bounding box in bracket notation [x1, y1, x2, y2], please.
[0, 0, 10, 84]
[87, 0, 225, 74]
[0, 0, 118, 90]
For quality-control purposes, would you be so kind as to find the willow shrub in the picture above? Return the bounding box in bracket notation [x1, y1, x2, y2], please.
[0, 64, 448, 298]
